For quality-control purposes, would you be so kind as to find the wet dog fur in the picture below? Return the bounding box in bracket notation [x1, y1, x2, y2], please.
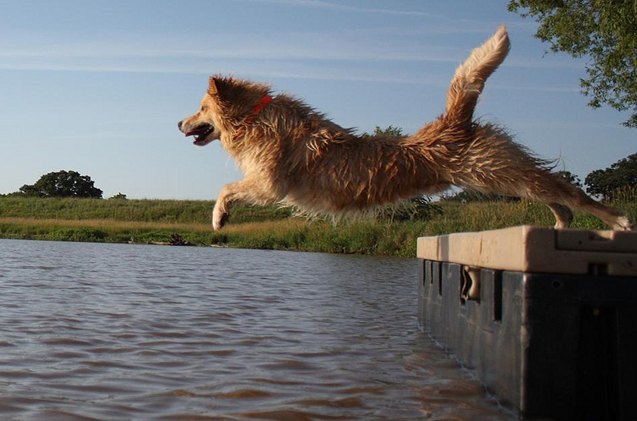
[178, 26, 632, 232]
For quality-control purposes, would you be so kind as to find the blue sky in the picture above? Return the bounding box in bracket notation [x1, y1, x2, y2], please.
[0, 0, 634, 200]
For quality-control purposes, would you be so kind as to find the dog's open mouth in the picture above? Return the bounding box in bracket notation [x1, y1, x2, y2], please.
[186, 124, 216, 146]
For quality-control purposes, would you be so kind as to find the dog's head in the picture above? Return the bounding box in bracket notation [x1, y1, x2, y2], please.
[178, 75, 272, 146]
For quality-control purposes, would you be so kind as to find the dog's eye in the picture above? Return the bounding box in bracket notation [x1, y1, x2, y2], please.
[201, 105, 208, 112]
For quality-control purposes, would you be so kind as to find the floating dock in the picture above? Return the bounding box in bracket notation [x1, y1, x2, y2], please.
[417, 226, 637, 420]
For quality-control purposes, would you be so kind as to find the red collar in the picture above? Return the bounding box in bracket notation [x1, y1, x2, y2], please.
[244, 95, 272, 125]
[253, 95, 272, 114]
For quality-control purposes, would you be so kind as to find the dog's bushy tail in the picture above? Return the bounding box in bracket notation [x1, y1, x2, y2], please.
[445, 25, 510, 126]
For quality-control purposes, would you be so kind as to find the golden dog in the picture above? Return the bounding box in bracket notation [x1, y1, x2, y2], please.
[178, 26, 632, 232]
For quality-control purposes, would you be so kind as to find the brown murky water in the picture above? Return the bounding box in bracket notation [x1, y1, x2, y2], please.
[0, 239, 513, 419]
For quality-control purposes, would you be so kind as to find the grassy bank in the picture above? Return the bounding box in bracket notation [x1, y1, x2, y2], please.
[0, 196, 635, 257]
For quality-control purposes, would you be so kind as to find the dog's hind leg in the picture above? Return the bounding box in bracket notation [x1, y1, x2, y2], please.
[509, 166, 632, 230]
[450, 126, 633, 230]
[471, 167, 631, 230]
[213, 178, 278, 230]
[460, 168, 631, 230]
[546, 202, 573, 229]
[541, 183, 633, 230]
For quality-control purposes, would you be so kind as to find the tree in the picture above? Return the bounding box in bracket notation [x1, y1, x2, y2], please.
[508, 0, 637, 127]
[584, 153, 637, 200]
[19, 170, 103, 198]
[372, 125, 404, 137]
[362, 125, 405, 139]
[555, 170, 582, 189]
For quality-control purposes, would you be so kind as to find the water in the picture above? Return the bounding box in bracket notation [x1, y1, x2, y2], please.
[0, 239, 512, 420]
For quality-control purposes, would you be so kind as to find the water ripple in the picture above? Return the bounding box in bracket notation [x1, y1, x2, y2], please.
[0, 239, 513, 420]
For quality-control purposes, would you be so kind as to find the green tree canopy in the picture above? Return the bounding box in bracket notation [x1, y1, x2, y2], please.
[19, 170, 103, 198]
[584, 153, 637, 200]
[555, 170, 583, 188]
[362, 125, 405, 139]
[508, 0, 637, 127]
[372, 125, 404, 137]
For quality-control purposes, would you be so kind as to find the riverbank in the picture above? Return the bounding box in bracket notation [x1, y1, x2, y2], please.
[1, 196, 634, 257]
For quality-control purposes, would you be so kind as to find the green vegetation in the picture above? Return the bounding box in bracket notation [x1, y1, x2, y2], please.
[1, 196, 634, 257]
[2, 152, 635, 256]
[585, 154, 637, 201]
[508, 0, 637, 127]
[16, 170, 103, 198]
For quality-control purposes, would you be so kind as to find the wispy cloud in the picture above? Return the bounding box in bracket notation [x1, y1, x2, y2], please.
[0, 19, 578, 88]
[0, 28, 460, 78]
[240, 0, 443, 18]
[0, 24, 483, 61]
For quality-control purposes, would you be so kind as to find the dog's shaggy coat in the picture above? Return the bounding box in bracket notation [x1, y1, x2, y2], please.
[179, 26, 632, 232]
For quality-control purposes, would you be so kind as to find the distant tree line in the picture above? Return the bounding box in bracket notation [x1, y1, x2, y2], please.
[2, 170, 115, 199]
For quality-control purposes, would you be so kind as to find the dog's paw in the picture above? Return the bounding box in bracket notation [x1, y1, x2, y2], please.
[212, 210, 229, 231]
[613, 216, 634, 231]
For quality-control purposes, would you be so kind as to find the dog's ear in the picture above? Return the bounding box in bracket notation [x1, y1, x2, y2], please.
[208, 76, 223, 98]
[207, 75, 271, 115]
[207, 75, 241, 104]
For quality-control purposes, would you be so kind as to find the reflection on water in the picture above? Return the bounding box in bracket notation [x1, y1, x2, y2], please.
[0, 239, 512, 419]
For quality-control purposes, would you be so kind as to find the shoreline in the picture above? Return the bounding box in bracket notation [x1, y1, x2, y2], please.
[1, 197, 634, 257]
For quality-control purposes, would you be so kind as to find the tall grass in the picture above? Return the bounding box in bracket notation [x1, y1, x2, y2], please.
[0, 196, 634, 256]
[0, 196, 291, 223]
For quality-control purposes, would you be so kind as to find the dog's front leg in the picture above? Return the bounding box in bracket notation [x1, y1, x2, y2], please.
[212, 184, 237, 231]
[212, 203, 229, 231]
[212, 179, 277, 230]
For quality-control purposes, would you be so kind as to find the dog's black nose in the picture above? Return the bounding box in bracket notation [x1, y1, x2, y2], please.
[177, 121, 183, 130]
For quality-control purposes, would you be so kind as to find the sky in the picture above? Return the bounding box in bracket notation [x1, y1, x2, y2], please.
[0, 0, 634, 200]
